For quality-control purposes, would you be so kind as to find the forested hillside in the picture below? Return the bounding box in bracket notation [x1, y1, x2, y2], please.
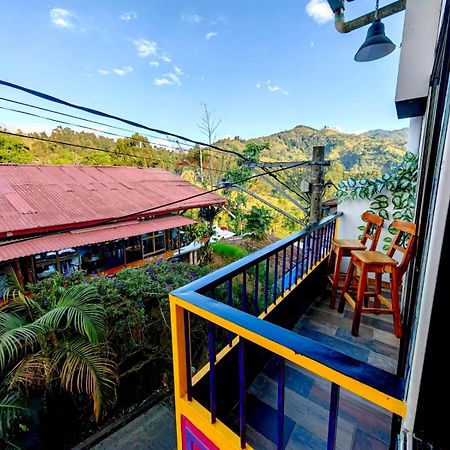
[0, 124, 407, 237]
[216, 125, 407, 177]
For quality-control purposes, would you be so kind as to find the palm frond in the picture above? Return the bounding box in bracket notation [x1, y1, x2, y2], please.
[0, 313, 26, 334]
[54, 338, 118, 421]
[7, 352, 51, 391]
[0, 323, 45, 372]
[2, 289, 43, 321]
[0, 391, 27, 439]
[36, 285, 105, 344]
[4, 265, 21, 293]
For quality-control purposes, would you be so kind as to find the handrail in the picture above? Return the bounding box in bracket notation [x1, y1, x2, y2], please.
[174, 291, 405, 407]
[174, 212, 342, 294]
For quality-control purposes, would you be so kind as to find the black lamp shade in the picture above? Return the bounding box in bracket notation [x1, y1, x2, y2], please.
[354, 19, 396, 62]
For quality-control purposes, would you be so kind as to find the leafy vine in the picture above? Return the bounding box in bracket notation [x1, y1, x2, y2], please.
[335, 152, 418, 250]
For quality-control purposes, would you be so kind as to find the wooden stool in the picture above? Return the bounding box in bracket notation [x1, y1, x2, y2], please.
[338, 220, 417, 338]
[328, 212, 384, 309]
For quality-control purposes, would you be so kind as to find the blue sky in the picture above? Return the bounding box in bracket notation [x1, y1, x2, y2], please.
[0, 0, 408, 144]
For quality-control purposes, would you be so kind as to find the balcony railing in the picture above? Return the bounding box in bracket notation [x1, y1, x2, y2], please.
[170, 213, 405, 449]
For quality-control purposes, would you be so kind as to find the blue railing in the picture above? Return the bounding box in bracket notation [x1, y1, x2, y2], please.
[170, 213, 405, 450]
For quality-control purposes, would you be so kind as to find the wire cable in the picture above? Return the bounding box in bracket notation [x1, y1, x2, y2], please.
[0, 104, 184, 152]
[0, 96, 196, 151]
[0, 129, 159, 161]
[0, 162, 308, 249]
[0, 80, 249, 160]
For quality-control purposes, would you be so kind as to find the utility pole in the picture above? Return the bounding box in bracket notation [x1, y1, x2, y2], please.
[309, 145, 325, 224]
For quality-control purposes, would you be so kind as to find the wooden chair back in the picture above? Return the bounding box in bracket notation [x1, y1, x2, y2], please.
[360, 211, 384, 251]
[387, 220, 417, 277]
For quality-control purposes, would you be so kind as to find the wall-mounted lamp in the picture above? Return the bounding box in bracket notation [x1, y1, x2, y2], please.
[354, 18, 396, 62]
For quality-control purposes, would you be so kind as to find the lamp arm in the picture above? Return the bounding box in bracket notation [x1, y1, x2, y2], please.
[331, 0, 406, 34]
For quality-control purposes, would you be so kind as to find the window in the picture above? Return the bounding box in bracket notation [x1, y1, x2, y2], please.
[34, 251, 58, 280]
[58, 248, 80, 274]
[142, 231, 166, 258]
[124, 236, 143, 263]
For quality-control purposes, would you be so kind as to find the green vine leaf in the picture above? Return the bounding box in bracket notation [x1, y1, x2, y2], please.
[388, 226, 397, 235]
[383, 244, 390, 251]
[357, 225, 365, 231]
[374, 195, 389, 208]
[378, 209, 389, 220]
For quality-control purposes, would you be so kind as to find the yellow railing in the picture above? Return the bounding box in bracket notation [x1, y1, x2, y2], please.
[169, 214, 406, 449]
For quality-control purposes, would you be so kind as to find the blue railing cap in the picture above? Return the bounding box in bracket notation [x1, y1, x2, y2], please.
[177, 290, 405, 401]
[173, 213, 342, 294]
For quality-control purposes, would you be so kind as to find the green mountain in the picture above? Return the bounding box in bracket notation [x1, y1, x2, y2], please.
[215, 125, 407, 178]
[362, 128, 409, 146]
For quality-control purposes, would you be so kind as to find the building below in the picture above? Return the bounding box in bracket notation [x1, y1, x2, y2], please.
[0, 164, 225, 289]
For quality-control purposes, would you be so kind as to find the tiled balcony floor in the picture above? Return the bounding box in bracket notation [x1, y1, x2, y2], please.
[243, 294, 400, 449]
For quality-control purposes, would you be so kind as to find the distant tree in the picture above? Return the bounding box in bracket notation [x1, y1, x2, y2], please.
[0, 135, 33, 163]
[244, 206, 273, 240]
[198, 103, 221, 186]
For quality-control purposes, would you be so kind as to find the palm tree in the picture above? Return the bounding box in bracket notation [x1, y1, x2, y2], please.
[0, 282, 118, 442]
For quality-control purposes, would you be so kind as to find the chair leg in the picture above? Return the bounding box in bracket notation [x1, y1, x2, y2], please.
[327, 246, 335, 274]
[352, 265, 367, 337]
[374, 273, 382, 313]
[338, 257, 354, 313]
[391, 269, 402, 338]
[330, 249, 343, 309]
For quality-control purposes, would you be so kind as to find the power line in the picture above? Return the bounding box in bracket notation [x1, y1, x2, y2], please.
[0, 162, 308, 249]
[0, 129, 157, 162]
[0, 104, 183, 152]
[0, 80, 248, 161]
[0, 96, 195, 151]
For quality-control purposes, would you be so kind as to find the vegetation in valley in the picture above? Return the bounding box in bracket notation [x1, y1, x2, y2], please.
[0, 124, 407, 237]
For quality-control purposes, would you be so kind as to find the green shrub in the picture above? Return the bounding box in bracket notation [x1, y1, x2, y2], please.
[211, 242, 249, 261]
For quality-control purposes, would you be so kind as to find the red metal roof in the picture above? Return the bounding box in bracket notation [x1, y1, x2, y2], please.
[0, 215, 195, 262]
[0, 164, 225, 238]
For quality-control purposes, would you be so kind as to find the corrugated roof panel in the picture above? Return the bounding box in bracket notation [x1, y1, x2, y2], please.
[0, 165, 225, 236]
[0, 215, 196, 262]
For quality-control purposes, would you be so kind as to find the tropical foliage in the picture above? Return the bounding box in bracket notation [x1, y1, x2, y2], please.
[0, 259, 208, 446]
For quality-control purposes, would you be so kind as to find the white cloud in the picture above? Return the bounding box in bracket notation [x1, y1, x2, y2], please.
[159, 55, 172, 63]
[174, 65, 184, 75]
[181, 12, 204, 23]
[98, 69, 111, 75]
[154, 78, 173, 86]
[113, 65, 134, 76]
[310, 41, 315, 48]
[206, 31, 218, 40]
[166, 73, 181, 85]
[268, 85, 289, 96]
[150, 61, 160, 67]
[257, 81, 289, 96]
[153, 66, 185, 86]
[305, 0, 334, 25]
[120, 11, 137, 21]
[133, 38, 158, 57]
[50, 8, 75, 29]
